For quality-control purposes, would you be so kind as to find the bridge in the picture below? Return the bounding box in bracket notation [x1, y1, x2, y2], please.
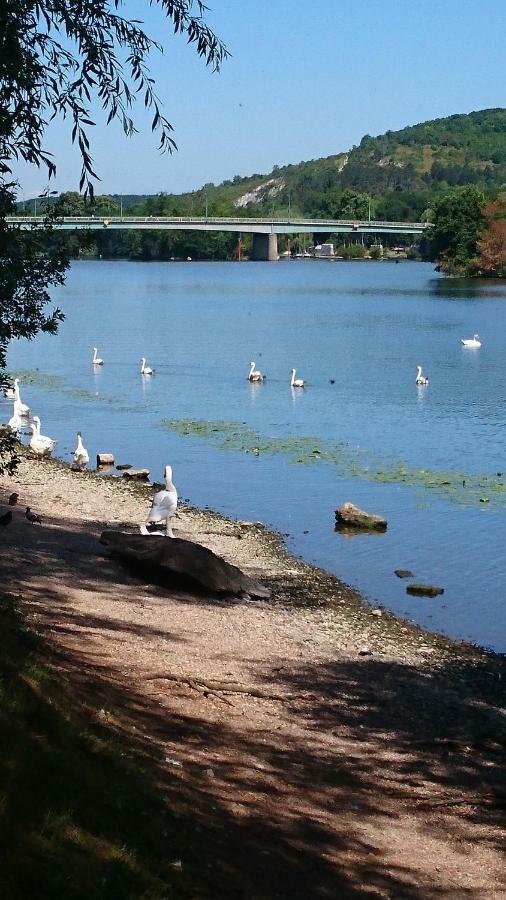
[6, 215, 430, 260]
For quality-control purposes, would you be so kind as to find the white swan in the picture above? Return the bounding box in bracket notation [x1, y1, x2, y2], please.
[3, 384, 15, 399]
[415, 365, 429, 386]
[8, 411, 22, 434]
[140, 465, 178, 537]
[461, 333, 482, 348]
[29, 416, 57, 458]
[290, 368, 305, 388]
[92, 347, 104, 365]
[13, 379, 30, 416]
[73, 431, 89, 470]
[140, 357, 154, 375]
[248, 361, 264, 382]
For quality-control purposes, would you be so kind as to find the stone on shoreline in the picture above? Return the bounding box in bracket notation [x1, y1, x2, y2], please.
[335, 502, 387, 531]
[97, 453, 114, 467]
[100, 531, 270, 599]
[122, 468, 150, 480]
[116, 463, 133, 471]
[406, 583, 444, 598]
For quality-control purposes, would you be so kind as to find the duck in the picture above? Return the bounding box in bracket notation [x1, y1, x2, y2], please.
[29, 416, 57, 458]
[13, 379, 30, 416]
[140, 465, 178, 537]
[140, 357, 154, 375]
[248, 361, 264, 382]
[73, 431, 89, 470]
[290, 368, 305, 388]
[415, 365, 429, 386]
[461, 333, 482, 348]
[92, 347, 104, 365]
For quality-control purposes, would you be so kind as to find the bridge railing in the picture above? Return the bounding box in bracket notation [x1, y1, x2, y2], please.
[5, 215, 429, 228]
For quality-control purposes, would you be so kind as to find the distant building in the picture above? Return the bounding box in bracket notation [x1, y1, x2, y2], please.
[317, 243, 334, 257]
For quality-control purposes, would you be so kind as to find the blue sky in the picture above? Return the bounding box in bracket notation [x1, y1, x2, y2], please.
[15, 0, 506, 197]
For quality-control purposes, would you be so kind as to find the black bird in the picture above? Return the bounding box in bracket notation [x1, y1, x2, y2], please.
[25, 507, 42, 524]
[8, 492, 19, 506]
[0, 510, 13, 528]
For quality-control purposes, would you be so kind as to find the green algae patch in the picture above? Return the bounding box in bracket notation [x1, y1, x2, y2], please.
[9, 369, 120, 406]
[9, 369, 65, 390]
[162, 418, 506, 509]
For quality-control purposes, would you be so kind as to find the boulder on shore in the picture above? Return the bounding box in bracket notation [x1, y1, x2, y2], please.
[335, 502, 387, 531]
[122, 468, 150, 480]
[100, 531, 270, 599]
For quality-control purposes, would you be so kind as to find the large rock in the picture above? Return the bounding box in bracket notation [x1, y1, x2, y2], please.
[100, 531, 270, 599]
[335, 502, 387, 531]
[406, 583, 444, 598]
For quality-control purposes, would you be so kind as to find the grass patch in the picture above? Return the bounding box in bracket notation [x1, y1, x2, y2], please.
[0, 592, 192, 899]
[162, 418, 506, 508]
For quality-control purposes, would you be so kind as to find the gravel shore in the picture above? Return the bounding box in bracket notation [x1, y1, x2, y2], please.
[1, 455, 505, 899]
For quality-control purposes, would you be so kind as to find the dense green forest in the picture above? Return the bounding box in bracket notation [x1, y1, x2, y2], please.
[20, 108, 506, 264]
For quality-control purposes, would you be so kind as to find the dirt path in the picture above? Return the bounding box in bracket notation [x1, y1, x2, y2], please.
[1, 457, 505, 899]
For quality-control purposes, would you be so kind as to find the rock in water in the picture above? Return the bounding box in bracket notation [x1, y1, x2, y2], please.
[395, 569, 414, 579]
[335, 502, 387, 531]
[406, 583, 444, 598]
[100, 531, 270, 599]
[122, 468, 150, 480]
[97, 453, 114, 467]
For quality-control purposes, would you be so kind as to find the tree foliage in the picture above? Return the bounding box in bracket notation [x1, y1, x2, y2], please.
[476, 199, 506, 276]
[423, 186, 486, 275]
[0, 0, 227, 472]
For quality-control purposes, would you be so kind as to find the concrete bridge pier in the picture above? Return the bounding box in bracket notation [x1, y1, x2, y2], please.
[251, 232, 278, 261]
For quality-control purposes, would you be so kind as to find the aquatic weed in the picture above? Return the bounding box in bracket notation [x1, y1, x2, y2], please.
[162, 417, 506, 509]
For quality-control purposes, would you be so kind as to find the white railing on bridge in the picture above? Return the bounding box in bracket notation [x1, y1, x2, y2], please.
[6, 214, 429, 228]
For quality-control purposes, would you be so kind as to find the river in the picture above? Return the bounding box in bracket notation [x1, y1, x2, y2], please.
[5, 259, 506, 653]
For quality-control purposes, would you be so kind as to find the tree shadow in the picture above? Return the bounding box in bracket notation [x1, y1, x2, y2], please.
[1, 505, 505, 898]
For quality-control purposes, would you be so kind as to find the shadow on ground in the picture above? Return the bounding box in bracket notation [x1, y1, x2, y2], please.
[0, 508, 505, 899]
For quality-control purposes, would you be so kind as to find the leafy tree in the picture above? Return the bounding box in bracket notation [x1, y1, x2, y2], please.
[424, 186, 486, 274]
[0, 0, 227, 471]
[476, 199, 506, 275]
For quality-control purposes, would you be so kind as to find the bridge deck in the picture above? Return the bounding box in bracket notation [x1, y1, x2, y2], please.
[6, 215, 429, 235]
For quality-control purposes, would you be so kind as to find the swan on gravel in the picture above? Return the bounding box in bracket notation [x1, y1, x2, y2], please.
[140, 464, 178, 537]
[73, 431, 90, 470]
[29, 416, 57, 458]
[13, 379, 30, 416]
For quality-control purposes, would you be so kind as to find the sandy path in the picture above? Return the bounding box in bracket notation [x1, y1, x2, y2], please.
[1, 457, 505, 899]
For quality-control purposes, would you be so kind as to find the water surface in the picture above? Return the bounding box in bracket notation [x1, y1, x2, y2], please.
[5, 259, 506, 652]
